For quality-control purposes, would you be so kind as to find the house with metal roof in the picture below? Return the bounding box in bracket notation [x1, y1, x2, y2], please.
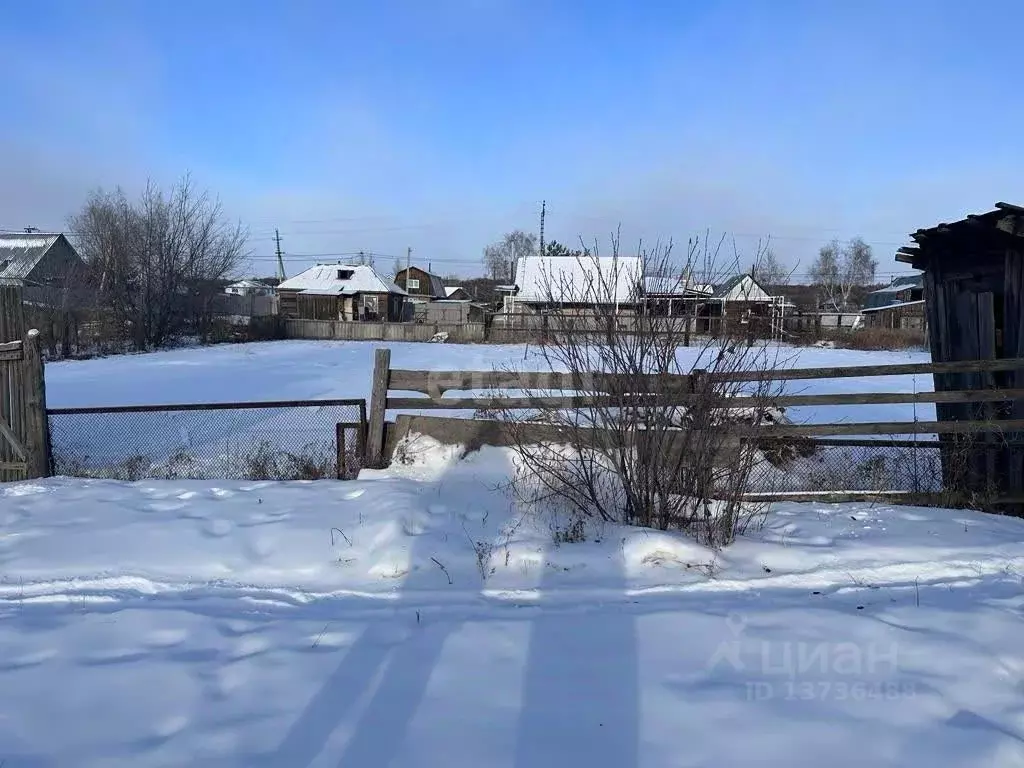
[277, 263, 407, 321]
[860, 274, 925, 330]
[0, 232, 87, 307]
[506, 254, 644, 308]
[224, 279, 274, 297]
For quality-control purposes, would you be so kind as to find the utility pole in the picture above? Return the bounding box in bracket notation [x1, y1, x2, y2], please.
[406, 246, 412, 287]
[358, 250, 365, 266]
[539, 199, 546, 258]
[274, 229, 287, 281]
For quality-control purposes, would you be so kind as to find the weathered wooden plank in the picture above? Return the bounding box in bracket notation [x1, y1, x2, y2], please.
[387, 369, 692, 397]
[800, 438, 943, 448]
[0, 414, 27, 459]
[22, 330, 49, 477]
[745, 419, 1024, 438]
[388, 358, 1024, 396]
[387, 387, 1024, 412]
[365, 347, 391, 468]
[0, 461, 27, 472]
[0, 340, 23, 362]
[710, 356, 1024, 383]
[383, 413, 741, 467]
[47, 397, 367, 415]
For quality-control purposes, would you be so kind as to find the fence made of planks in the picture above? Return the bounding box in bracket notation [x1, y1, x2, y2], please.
[366, 348, 1024, 508]
[0, 284, 50, 481]
[285, 319, 486, 343]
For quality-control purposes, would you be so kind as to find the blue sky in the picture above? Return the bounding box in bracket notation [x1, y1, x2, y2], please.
[1, 0, 1022, 279]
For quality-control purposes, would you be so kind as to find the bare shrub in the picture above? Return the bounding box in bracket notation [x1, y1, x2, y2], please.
[830, 327, 927, 351]
[497, 232, 790, 548]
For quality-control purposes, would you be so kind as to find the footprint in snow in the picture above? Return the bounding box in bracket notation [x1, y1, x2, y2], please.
[343, 488, 365, 500]
[210, 488, 235, 499]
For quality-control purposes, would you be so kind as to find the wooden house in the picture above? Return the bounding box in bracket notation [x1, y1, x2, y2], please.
[0, 232, 86, 306]
[277, 264, 407, 321]
[697, 274, 783, 337]
[896, 202, 1024, 508]
[860, 274, 925, 330]
[395, 266, 447, 301]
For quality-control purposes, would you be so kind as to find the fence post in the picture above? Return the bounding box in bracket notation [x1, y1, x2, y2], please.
[366, 347, 391, 468]
[22, 329, 50, 478]
[336, 423, 347, 479]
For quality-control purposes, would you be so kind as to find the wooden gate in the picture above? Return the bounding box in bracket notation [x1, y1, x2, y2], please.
[0, 330, 50, 481]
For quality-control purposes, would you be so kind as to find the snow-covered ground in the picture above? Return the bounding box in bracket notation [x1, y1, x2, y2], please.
[3, 437, 1024, 766]
[7, 341, 1006, 765]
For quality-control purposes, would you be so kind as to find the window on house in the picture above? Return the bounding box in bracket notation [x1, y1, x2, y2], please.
[337, 269, 354, 280]
[407, 278, 420, 289]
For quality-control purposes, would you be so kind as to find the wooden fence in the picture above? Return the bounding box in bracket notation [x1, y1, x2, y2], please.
[285, 319, 486, 343]
[0, 331, 51, 481]
[365, 348, 1024, 507]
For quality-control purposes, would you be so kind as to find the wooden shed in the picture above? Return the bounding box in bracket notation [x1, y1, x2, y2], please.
[896, 202, 1024, 508]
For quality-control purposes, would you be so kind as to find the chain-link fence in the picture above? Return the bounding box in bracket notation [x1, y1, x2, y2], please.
[748, 437, 947, 495]
[47, 399, 366, 481]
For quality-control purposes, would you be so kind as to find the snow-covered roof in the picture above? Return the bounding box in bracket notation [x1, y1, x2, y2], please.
[868, 275, 923, 295]
[710, 274, 773, 302]
[513, 255, 643, 304]
[444, 286, 469, 298]
[277, 264, 407, 296]
[227, 279, 265, 289]
[0, 233, 62, 280]
[860, 299, 925, 314]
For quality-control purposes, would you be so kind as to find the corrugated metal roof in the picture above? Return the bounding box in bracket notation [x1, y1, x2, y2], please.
[709, 274, 772, 300]
[864, 274, 923, 309]
[861, 299, 925, 314]
[277, 264, 407, 296]
[0, 233, 60, 280]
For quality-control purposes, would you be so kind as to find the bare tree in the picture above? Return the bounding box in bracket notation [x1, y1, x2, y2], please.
[751, 246, 791, 287]
[495, 233, 790, 547]
[70, 176, 248, 351]
[392, 257, 404, 279]
[810, 236, 877, 310]
[482, 229, 537, 282]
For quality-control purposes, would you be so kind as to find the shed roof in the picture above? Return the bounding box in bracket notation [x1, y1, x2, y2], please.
[861, 299, 925, 314]
[709, 273, 772, 301]
[0, 233, 63, 280]
[512, 255, 643, 304]
[277, 264, 407, 296]
[896, 202, 1024, 269]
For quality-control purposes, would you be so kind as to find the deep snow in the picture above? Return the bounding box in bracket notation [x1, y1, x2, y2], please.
[6, 340, 1009, 766]
[3, 433, 1024, 766]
